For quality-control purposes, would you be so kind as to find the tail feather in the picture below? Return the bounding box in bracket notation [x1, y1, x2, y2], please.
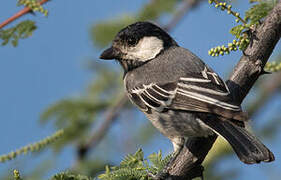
[201, 117, 275, 164]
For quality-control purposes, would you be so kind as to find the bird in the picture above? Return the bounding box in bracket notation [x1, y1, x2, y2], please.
[99, 21, 274, 164]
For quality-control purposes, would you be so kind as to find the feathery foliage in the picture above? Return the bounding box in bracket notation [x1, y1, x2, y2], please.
[208, 0, 275, 57]
[0, 0, 49, 47]
[98, 149, 171, 180]
[51, 172, 92, 180]
[17, 0, 49, 16]
[0, 129, 64, 163]
[40, 64, 124, 152]
[0, 20, 36, 47]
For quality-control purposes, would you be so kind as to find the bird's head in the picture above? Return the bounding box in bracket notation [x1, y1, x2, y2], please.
[100, 21, 178, 72]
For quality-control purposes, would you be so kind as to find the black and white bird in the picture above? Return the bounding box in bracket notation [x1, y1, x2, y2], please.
[100, 21, 274, 164]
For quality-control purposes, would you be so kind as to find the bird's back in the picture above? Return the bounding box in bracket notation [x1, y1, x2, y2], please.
[125, 46, 207, 91]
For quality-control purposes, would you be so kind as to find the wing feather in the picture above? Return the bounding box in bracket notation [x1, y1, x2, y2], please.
[128, 67, 248, 121]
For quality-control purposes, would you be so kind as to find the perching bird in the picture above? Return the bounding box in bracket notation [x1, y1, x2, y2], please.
[100, 21, 274, 164]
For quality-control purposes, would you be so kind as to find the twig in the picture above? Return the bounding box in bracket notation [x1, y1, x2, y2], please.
[77, 94, 128, 159]
[163, 0, 204, 31]
[0, 0, 49, 29]
[165, 2, 281, 179]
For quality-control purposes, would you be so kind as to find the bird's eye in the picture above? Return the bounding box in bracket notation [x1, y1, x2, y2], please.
[127, 37, 137, 46]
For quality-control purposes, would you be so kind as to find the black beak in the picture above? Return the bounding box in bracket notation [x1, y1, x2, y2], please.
[100, 47, 117, 60]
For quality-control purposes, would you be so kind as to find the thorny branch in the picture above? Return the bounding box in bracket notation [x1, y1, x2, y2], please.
[165, 1, 281, 179]
[0, 0, 50, 29]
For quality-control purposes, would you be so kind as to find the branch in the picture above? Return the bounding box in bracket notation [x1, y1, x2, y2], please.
[77, 94, 128, 159]
[165, 2, 281, 179]
[0, 0, 49, 29]
[163, 0, 204, 31]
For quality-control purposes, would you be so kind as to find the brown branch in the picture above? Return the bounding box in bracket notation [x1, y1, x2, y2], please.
[77, 94, 128, 159]
[0, 0, 49, 29]
[165, 2, 281, 179]
[163, 0, 204, 31]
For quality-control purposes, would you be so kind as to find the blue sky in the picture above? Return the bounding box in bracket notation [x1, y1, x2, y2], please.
[0, 0, 280, 179]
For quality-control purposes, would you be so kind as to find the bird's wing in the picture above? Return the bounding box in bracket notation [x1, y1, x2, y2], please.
[128, 66, 248, 121]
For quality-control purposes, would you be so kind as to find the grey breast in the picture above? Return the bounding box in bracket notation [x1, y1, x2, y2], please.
[124, 46, 214, 138]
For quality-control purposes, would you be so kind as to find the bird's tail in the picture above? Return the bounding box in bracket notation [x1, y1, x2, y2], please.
[201, 117, 275, 164]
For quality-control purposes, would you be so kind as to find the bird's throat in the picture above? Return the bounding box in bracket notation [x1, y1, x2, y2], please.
[118, 59, 148, 74]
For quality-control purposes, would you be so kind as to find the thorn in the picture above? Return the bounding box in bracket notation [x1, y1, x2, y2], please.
[29, 11, 36, 15]
[242, 50, 248, 56]
[260, 69, 271, 75]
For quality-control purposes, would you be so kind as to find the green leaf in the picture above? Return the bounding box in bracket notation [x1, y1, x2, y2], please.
[229, 25, 244, 38]
[17, 0, 48, 16]
[120, 149, 144, 168]
[245, 1, 274, 24]
[0, 20, 36, 47]
[98, 149, 172, 180]
[51, 172, 92, 180]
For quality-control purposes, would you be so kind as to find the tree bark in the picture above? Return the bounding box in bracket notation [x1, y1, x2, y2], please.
[166, 2, 281, 179]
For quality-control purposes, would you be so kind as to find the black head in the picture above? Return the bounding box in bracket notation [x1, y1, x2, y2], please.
[100, 21, 178, 72]
[114, 21, 178, 49]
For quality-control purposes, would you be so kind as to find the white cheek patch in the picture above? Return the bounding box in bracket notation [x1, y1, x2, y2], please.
[123, 36, 164, 61]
